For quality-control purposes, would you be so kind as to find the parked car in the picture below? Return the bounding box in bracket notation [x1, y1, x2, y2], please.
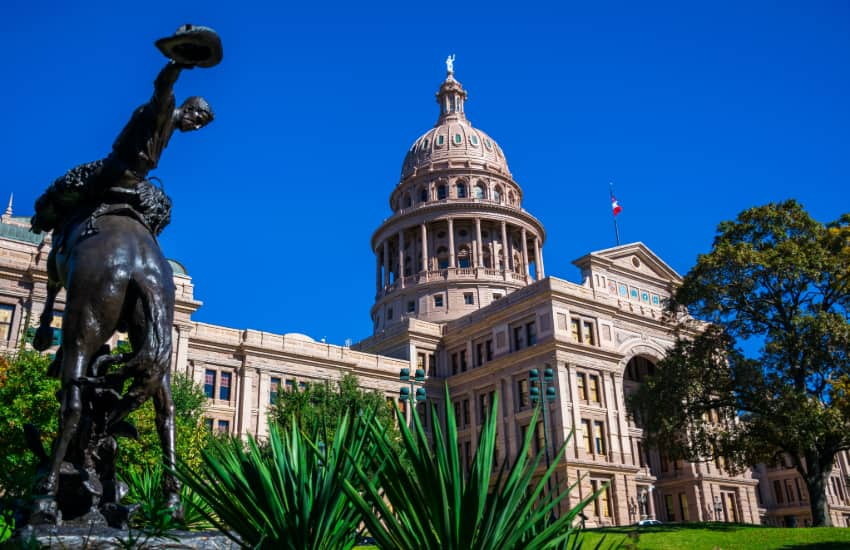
[636, 519, 663, 526]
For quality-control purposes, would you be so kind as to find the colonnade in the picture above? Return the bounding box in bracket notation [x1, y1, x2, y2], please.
[375, 216, 545, 292]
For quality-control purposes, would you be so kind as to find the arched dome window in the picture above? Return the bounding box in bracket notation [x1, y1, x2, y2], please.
[508, 191, 516, 205]
[457, 246, 471, 268]
[456, 181, 467, 198]
[404, 256, 412, 276]
[437, 184, 447, 200]
[419, 187, 429, 203]
[493, 186, 503, 204]
[403, 193, 412, 208]
[474, 183, 486, 199]
[483, 248, 492, 269]
[437, 246, 449, 269]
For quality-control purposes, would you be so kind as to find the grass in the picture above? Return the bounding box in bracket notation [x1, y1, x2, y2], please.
[577, 522, 850, 550]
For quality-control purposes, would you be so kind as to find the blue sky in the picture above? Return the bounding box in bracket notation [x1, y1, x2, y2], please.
[3, 1, 848, 345]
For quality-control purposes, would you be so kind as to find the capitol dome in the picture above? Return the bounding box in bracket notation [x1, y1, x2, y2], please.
[400, 73, 511, 180]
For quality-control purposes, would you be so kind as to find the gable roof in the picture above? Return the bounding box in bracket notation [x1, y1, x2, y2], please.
[572, 242, 682, 284]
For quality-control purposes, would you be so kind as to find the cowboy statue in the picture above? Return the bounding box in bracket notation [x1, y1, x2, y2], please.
[26, 24, 222, 527]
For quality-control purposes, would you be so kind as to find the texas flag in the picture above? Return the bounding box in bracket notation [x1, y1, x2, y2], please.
[611, 193, 623, 217]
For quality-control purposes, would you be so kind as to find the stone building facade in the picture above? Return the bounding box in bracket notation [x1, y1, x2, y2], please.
[2, 65, 849, 528]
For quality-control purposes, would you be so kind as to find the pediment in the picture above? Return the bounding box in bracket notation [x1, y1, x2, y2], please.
[573, 242, 681, 285]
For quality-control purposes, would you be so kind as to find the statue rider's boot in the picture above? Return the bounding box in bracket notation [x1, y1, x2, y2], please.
[32, 324, 54, 351]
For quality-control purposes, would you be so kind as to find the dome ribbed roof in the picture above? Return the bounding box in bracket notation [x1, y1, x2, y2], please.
[400, 71, 511, 180]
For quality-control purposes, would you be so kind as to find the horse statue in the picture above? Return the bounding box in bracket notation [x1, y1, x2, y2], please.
[26, 24, 222, 526]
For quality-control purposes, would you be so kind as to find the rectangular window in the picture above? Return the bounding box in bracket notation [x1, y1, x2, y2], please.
[589, 375, 601, 404]
[665, 495, 675, 522]
[453, 401, 461, 423]
[217, 419, 229, 434]
[594, 421, 606, 455]
[429, 353, 436, 376]
[517, 379, 530, 410]
[417, 353, 425, 370]
[795, 478, 806, 502]
[298, 381, 308, 392]
[270, 377, 281, 404]
[526, 322, 537, 346]
[0, 304, 13, 341]
[460, 350, 467, 372]
[577, 373, 587, 401]
[534, 421, 545, 455]
[451, 353, 459, 375]
[219, 372, 232, 401]
[485, 340, 493, 361]
[514, 326, 524, 350]
[637, 441, 646, 467]
[464, 293, 474, 305]
[570, 319, 580, 342]
[476, 343, 483, 367]
[590, 479, 600, 516]
[581, 419, 592, 453]
[773, 480, 784, 504]
[785, 480, 795, 503]
[203, 418, 213, 432]
[286, 378, 295, 391]
[600, 483, 612, 517]
[582, 321, 595, 346]
[679, 493, 689, 521]
[464, 441, 471, 470]
[407, 300, 416, 313]
[434, 294, 444, 307]
[204, 369, 216, 398]
[478, 394, 487, 423]
[462, 399, 470, 427]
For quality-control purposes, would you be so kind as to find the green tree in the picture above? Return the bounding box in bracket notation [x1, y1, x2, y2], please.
[630, 200, 850, 526]
[0, 350, 59, 497]
[117, 371, 210, 476]
[270, 373, 398, 441]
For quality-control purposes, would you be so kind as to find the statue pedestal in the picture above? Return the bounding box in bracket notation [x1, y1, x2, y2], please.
[14, 525, 240, 549]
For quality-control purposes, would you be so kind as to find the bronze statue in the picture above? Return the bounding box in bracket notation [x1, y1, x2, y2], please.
[27, 24, 222, 527]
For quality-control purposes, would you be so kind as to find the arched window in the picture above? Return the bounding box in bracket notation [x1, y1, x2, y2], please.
[419, 187, 429, 203]
[403, 193, 412, 208]
[474, 184, 486, 199]
[437, 184, 447, 200]
[493, 186, 503, 204]
[483, 248, 492, 268]
[456, 182, 467, 198]
[508, 191, 516, 205]
[437, 246, 449, 270]
[625, 356, 657, 382]
[457, 246, 471, 268]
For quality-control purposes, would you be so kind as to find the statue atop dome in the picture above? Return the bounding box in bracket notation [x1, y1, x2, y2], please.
[446, 54, 455, 75]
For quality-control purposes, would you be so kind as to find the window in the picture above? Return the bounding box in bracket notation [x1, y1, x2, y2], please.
[462, 399, 470, 427]
[470, 135, 479, 145]
[460, 350, 467, 372]
[474, 184, 485, 199]
[456, 182, 467, 198]
[270, 377, 281, 404]
[534, 421, 545, 455]
[475, 343, 483, 367]
[458, 248, 471, 268]
[0, 304, 13, 340]
[589, 375, 601, 404]
[407, 300, 415, 313]
[451, 353, 459, 375]
[590, 479, 612, 518]
[420, 188, 429, 202]
[387, 307, 393, 320]
[485, 340, 493, 361]
[454, 133, 462, 144]
[464, 293, 474, 305]
[204, 369, 216, 398]
[679, 493, 689, 521]
[437, 184, 447, 200]
[220, 372, 232, 401]
[434, 294, 444, 307]
[526, 322, 537, 346]
[286, 378, 295, 392]
[203, 418, 213, 431]
[299, 381, 308, 392]
[599, 482, 612, 517]
[493, 187, 502, 203]
[517, 379, 530, 410]
[437, 135, 445, 146]
[570, 319, 580, 342]
[637, 441, 646, 467]
[582, 321, 595, 345]
[571, 316, 598, 346]
[217, 419, 230, 434]
[429, 353, 436, 376]
[785, 479, 795, 503]
[577, 373, 587, 401]
[796, 478, 807, 502]
[594, 421, 606, 455]
[665, 494, 675, 521]
[581, 419, 592, 453]
[492, 292, 503, 301]
[513, 326, 524, 350]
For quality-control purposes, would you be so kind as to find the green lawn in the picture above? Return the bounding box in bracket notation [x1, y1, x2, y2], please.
[577, 522, 850, 550]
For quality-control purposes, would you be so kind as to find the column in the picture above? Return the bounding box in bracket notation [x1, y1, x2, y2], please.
[448, 218, 456, 268]
[375, 251, 382, 293]
[521, 227, 529, 278]
[475, 217, 483, 267]
[383, 240, 390, 288]
[534, 237, 546, 279]
[398, 231, 405, 288]
[500, 220, 509, 271]
[420, 223, 428, 273]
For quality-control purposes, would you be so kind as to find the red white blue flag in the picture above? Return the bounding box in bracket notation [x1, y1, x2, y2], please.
[611, 193, 622, 217]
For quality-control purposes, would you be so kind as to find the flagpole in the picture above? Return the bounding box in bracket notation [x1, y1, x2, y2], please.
[610, 182, 621, 246]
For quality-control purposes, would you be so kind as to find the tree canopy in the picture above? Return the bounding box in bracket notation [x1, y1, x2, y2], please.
[630, 200, 850, 526]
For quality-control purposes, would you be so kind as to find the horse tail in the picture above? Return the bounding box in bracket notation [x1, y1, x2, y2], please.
[120, 275, 172, 379]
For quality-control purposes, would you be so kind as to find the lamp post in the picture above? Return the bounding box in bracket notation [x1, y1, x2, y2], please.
[399, 366, 426, 423]
[529, 366, 557, 498]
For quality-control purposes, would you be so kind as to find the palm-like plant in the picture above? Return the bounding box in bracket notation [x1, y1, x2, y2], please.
[175, 414, 374, 549]
[343, 386, 603, 549]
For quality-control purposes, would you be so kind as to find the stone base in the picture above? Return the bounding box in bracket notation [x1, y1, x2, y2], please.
[13, 525, 240, 549]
